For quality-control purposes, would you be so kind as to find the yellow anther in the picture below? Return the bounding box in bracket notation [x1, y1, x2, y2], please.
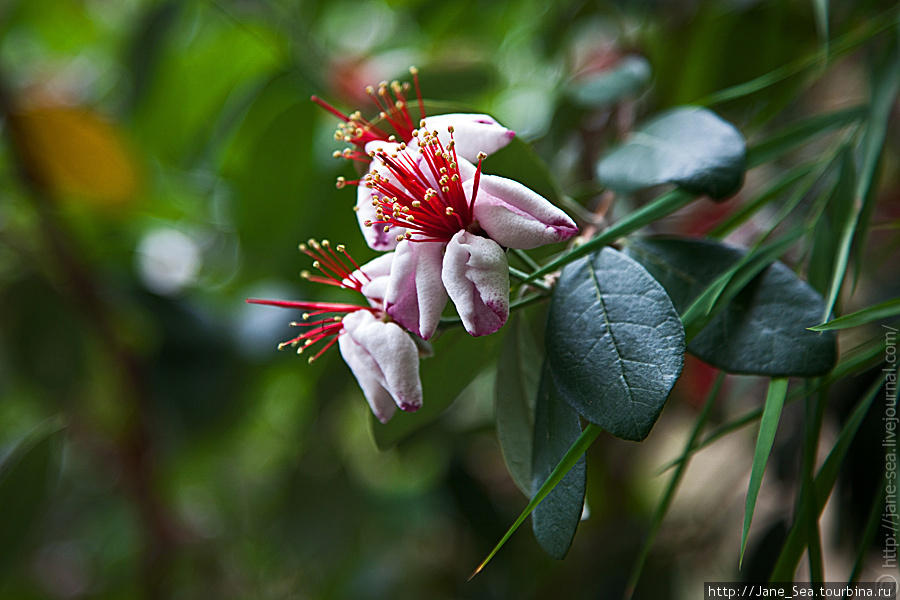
[336, 177, 346, 189]
[477, 151, 487, 160]
[336, 244, 345, 252]
[445, 207, 454, 215]
[300, 270, 311, 279]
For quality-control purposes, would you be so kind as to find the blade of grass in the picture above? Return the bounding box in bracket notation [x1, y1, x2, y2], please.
[851, 34, 900, 289]
[769, 366, 895, 580]
[695, 9, 898, 106]
[524, 188, 696, 284]
[810, 297, 900, 331]
[658, 336, 886, 475]
[823, 33, 900, 321]
[800, 387, 827, 583]
[624, 373, 725, 600]
[740, 378, 789, 566]
[849, 472, 887, 584]
[709, 163, 816, 239]
[745, 105, 865, 169]
[811, 0, 830, 58]
[681, 229, 804, 342]
[468, 423, 603, 579]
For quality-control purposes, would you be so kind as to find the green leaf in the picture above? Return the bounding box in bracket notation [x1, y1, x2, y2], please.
[0, 416, 65, 579]
[625, 237, 837, 377]
[531, 365, 586, 560]
[495, 314, 543, 495]
[770, 367, 893, 580]
[740, 378, 788, 566]
[567, 55, 652, 108]
[810, 297, 900, 331]
[470, 424, 602, 580]
[596, 106, 746, 200]
[545, 247, 685, 441]
[369, 328, 499, 449]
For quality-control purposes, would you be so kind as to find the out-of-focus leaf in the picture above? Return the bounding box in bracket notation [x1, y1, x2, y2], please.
[0, 416, 65, 579]
[369, 328, 500, 449]
[495, 314, 542, 495]
[625, 237, 837, 377]
[483, 136, 566, 208]
[9, 106, 141, 208]
[222, 74, 316, 275]
[0, 277, 86, 395]
[545, 247, 685, 441]
[414, 62, 499, 102]
[567, 55, 652, 108]
[144, 292, 244, 432]
[596, 106, 746, 200]
[133, 2, 284, 163]
[531, 364, 585, 560]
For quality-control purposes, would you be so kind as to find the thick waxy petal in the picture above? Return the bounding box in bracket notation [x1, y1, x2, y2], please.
[469, 174, 578, 249]
[442, 231, 509, 336]
[339, 310, 423, 423]
[385, 240, 448, 340]
[420, 113, 516, 161]
[356, 253, 394, 307]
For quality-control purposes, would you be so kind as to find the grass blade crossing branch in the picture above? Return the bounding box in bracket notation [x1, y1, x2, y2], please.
[469, 423, 603, 579]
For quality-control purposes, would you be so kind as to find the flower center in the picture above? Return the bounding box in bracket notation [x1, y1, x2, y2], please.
[246, 240, 378, 363]
[362, 126, 487, 244]
[311, 67, 424, 164]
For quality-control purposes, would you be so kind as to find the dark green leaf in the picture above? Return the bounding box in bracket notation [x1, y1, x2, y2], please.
[545, 247, 685, 441]
[0, 416, 65, 578]
[531, 364, 585, 560]
[567, 55, 652, 108]
[625, 237, 837, 377]
[495, 314, 543, 495]
[369, 328, 499, 449]
[596, 106, 746, 200]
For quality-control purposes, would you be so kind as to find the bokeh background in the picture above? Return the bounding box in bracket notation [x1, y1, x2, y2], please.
[0, 0, 897, 598]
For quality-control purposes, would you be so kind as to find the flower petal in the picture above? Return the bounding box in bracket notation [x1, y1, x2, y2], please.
[421, 113, 516, 162]
[356, 253, 394, 307]
[385, 240, 448, 340]
[469, 174, 578, 249]
[339, 310, 422, 422]
[441, 231, 509, 336]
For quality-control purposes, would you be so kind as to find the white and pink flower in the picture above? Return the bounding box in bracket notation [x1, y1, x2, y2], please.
[246, 241, 421, 423]
[362, 126, 578, 339]
[313, 68, 517, 250]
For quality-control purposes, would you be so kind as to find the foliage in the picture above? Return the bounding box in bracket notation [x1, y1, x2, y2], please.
[0, 1, 898, 599]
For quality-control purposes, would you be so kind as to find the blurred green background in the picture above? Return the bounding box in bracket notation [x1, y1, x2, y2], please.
[0, 0, 896, 598]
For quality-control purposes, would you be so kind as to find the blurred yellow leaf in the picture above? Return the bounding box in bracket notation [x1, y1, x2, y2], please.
[9, 106, 142, 209]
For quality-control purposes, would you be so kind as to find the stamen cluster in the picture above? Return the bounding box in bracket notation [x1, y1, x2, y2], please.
[247, 239, 377, 364]
[363, 125, 487, 243]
